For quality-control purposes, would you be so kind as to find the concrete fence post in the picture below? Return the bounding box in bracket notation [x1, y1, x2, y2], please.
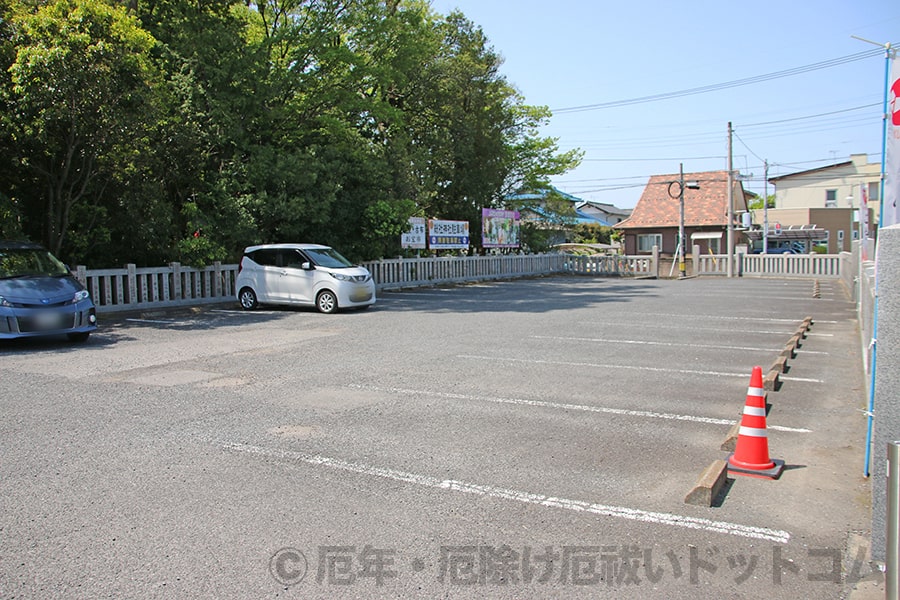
[872, 224, 900, 563]
[888, 441, 899, 598]
[169, 262, 182, 301]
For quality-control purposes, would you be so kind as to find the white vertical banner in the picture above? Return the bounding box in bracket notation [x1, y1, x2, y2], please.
[884, 53, 900, 227]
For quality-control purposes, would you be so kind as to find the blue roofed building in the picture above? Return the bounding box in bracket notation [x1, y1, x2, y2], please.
[505, 187, 631, 247]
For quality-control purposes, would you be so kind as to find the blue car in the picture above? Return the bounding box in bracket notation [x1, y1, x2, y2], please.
[0, 241, 97, 342]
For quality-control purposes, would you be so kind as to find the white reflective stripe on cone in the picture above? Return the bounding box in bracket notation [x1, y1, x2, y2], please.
[739, 426, 768, 438]
[747, 387, 766, 397]
[743, 406, 767, 417]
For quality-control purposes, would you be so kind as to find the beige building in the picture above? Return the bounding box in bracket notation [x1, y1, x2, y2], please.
[769, 154, 882, 223]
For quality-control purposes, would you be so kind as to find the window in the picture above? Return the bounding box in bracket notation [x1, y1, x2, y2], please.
[281, 249, 308, 269]
[868, 182, 880, 203]
[825, 189, 837, 208]
[708, 238, 721, 254]
[248, 249, 279, 266]
[637, 233, 661, 253]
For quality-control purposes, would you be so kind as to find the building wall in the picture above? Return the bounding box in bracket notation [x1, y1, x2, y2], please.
[772, 154, 882, 222]
[623, 228, 724, 256]
[748, 207, 874, 253]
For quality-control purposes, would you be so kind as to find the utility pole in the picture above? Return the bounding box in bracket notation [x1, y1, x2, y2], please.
[763, 160, 769, 254]
[679, 163, 686, 278]
[727, 122, 734, 277]
[667, 165, 700, 279]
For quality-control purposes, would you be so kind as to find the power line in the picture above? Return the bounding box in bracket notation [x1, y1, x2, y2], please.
[738, 103, 880, 128]
[733, 131, 765, 163]
[551, 102, 881, 155]
[582, 155, 726, 162]
[551, 48, 886, 114]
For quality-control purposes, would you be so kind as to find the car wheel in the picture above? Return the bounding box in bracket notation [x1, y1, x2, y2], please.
[316, 290, 338, 314]
[67, 332, 90, 343]
[239, 287, 258, 310]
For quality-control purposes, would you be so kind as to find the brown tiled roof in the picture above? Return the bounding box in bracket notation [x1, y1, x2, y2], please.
[616, 170, 742, 229]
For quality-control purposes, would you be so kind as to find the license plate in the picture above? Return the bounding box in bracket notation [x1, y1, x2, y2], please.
[349, 290, 373, 302]
[33, 312, 63, 330]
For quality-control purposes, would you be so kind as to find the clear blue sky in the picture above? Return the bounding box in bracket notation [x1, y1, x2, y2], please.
[428, 0, 899, 208]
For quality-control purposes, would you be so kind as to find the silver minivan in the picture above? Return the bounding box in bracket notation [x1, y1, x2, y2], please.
[235, 244, 376, 313]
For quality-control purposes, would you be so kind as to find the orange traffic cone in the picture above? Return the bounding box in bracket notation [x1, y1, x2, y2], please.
[727, 366, 785, 479]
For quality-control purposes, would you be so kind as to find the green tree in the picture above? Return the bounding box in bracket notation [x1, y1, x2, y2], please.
[3, 0, 159, 257]
[402, 11, 581, 246]
[748, 194, 775, 210]
[0, 0, 583, 265]
[572, 223, 613, 245]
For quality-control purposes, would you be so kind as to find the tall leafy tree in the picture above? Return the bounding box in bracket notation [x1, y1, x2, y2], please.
[0, 0, 582, 264]
[3, 0, 158, 258]
[403, 11, 582, 242]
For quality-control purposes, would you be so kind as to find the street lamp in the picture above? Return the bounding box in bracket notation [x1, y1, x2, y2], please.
[667, 163, 700, 278]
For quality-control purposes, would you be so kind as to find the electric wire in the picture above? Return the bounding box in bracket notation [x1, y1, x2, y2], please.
[551, 48, 885, 114]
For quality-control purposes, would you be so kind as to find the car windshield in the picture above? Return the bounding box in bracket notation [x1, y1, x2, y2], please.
[305, 247, 354, 269]
[0, 247, 70, 279]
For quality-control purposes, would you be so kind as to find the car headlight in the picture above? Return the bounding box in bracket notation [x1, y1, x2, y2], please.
[73, 290, 90, 303]
[0, 295, 10, 307]
[329, 272, 352, 281]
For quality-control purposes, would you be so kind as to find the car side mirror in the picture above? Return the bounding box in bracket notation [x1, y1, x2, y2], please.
[301, 262, 314, 270]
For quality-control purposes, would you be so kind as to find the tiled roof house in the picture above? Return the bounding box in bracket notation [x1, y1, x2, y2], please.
[614, 170, 747, 255]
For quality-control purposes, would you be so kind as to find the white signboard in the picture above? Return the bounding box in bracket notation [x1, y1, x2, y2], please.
[428, 219, 469, 250]
[401, 217, 427, 249]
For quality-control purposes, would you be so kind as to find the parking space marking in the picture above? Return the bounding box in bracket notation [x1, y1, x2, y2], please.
[531, 335, 828, 355]
[381, 290, 459, 296]
[221, 441, 791, 544]
[347, 384, 812, 433]
[459, 355, 823, 384]
[209, 309, 281, 315]
[125, 318, 178, 324]
[579, 321, 834, 337]
[628, 313, 838, 324]
[779, 375, 827, 383]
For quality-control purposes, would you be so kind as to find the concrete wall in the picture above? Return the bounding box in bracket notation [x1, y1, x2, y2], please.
[870, 224, 900, 561]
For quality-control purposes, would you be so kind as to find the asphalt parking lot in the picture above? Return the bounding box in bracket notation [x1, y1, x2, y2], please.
[0, 275, 882, 598]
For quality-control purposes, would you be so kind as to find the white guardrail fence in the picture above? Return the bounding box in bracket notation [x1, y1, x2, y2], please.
[75, 252, 844, 313]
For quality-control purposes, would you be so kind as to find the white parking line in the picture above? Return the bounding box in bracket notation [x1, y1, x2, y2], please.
[221, 441, 791, 544]
[458, 354, 824, 384]
[531, 335, 828, 355]
[579, 321, 835, 337]
[348, 384, 812, 433]
[125, 318, 177, 324]
[209, 309, 281, 315]
[624, 313, 838, 324]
